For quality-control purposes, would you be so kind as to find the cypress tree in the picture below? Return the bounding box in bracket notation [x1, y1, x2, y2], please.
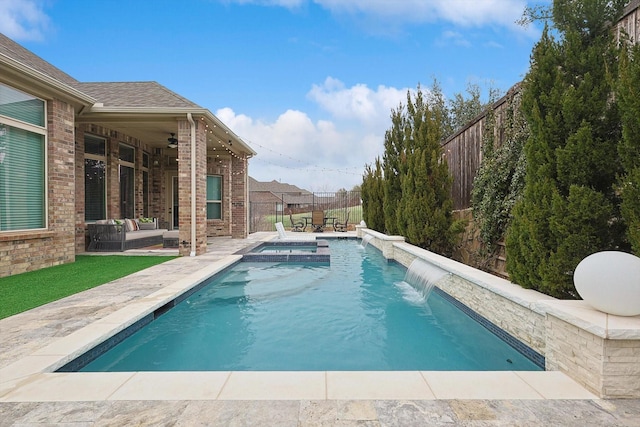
[395, 85, 461, 255]
[617, 41, 640, 254]
[506, 0, 626, 298]
[361, 157, 385, 232]
[382, 106, 405, 235]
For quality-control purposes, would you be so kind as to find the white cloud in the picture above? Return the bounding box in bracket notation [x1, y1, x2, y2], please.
[437, 30, 472, 48]
[308, 76, 409, 130]
[315, 0, 527, 30]
[0, 0, 50, 41]
[220, 0, 304, 7]
[222, 0, 530, 32]
[217, 78, 405, 191]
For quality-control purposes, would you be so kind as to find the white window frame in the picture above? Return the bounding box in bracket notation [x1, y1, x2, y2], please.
[207, 175, 223, 220]
[84, 134, 107, 222]
[0, 88, 48, 232]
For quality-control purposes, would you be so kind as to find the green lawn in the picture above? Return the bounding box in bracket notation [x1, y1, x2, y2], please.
[269, 205, 363, 227]
[0, 255, 177, 320]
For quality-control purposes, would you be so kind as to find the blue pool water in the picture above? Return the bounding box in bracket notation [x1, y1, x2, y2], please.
[256, 245, 317, 253]
[79, 240, 541, 372]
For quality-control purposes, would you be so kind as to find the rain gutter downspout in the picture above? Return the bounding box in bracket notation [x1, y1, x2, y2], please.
[187, 113, 196, 257]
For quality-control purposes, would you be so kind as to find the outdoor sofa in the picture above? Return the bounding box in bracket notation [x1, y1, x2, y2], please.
[87, 218, 168, 252]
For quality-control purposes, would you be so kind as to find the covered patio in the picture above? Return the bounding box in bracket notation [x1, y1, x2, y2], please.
[74, 81, 256, 257]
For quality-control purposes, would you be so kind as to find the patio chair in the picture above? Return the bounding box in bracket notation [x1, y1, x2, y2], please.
[311, 210, 325, 232]
[275, 222, 287, 239]
[333, 211, 350, 232]
[289, 213, 306, 232]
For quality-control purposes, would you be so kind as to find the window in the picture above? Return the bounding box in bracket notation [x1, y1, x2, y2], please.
[119, 144, 135, 219]
[0, 84, 45, 127]
[206, 175, 222, 219]
[84, 135, 106, 221]
[0, 83, 46, 231]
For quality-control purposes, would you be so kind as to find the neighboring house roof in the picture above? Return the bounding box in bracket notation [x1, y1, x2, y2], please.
[249, 177, 311, 195]
[76, 82, 201, 108]
[283, 194, 315, 205]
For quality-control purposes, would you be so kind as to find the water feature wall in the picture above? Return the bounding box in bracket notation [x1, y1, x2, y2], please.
[358, 228, 640, 399]
[360, 229, 548, 355]
[356, 228, 404, 259]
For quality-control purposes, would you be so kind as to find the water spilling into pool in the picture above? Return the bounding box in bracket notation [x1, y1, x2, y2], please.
[360, 234, 373, 249]
[77, 240, 542, 372]
[402, 258, 449, 302]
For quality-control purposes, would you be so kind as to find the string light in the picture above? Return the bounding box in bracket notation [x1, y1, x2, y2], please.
[203, 124, 362, 178]
[241, 138, 363, 176]
[249, 156, 362, 176]
[244, 140, 313, 168]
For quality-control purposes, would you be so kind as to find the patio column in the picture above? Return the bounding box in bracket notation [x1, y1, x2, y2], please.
[177, 117, 207, 256]
[231, 154, 248, 238]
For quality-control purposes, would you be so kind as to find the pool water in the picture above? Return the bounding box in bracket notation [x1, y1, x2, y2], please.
[80, 240, 541, 372]
[257, 245, 317, 253]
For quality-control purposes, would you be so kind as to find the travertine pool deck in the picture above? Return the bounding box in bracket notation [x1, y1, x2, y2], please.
[1, 232, 639, 425]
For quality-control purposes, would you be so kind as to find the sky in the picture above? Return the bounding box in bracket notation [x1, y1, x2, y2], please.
[1, 0, 546, 192]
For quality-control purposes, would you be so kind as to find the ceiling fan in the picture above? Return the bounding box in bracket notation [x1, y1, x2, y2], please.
[167, 133, 178, 149]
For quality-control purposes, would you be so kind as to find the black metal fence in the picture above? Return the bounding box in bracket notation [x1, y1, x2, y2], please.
[249, 191, 362, 233]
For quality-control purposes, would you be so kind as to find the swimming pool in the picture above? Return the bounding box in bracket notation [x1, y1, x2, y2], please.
[73, 239, 542, 372]
[257, 245, 317, 253]
[238, 240, 330, 263]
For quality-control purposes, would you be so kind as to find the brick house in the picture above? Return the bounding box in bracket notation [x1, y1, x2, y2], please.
[0, 34, 256, 278]
[249, 177, 313, 213]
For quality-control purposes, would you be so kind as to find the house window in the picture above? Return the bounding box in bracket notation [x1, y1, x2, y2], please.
[84, 135, 106, 221]
[142, 152, 149, 218]
[206, 175, 222, 219]
[119, 144, 135, 218]
[0, 84, 46, 231]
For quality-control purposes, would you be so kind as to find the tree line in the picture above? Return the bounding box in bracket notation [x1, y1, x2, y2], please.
[362, 0, 639, 299]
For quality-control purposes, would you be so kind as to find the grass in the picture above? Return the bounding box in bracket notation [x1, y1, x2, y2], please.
[267, 205, 364, 226]
[0, 255, 177, 320]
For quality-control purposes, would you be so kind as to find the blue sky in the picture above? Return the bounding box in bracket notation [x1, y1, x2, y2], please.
[1, 0, 545, 191]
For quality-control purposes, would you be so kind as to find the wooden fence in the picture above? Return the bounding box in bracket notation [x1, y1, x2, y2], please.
[443, 1, 639, 211]
[442, 85, 518, 210]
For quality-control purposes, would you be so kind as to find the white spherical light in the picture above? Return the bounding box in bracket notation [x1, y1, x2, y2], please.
[574, 251, 640, 316]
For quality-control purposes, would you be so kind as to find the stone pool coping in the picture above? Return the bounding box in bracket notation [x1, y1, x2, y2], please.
[0, 232, 604, 404]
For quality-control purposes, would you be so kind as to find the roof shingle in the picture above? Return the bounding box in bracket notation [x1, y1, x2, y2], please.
[76, 82, 201, 108]
[1, 34, 201, 109]
[0, 33, 79, 86]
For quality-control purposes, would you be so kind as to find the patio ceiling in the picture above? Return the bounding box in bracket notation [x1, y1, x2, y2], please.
[76, 106, 255, 156]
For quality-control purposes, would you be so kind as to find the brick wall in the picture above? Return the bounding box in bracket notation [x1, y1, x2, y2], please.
[74, 127, 85, 252]
[231, 155, 248, 238]
[204, 153, 248, 238]
[0, 98, 76, 278]
[74, 124, 157, 252]
[177, 119, 207, 255]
